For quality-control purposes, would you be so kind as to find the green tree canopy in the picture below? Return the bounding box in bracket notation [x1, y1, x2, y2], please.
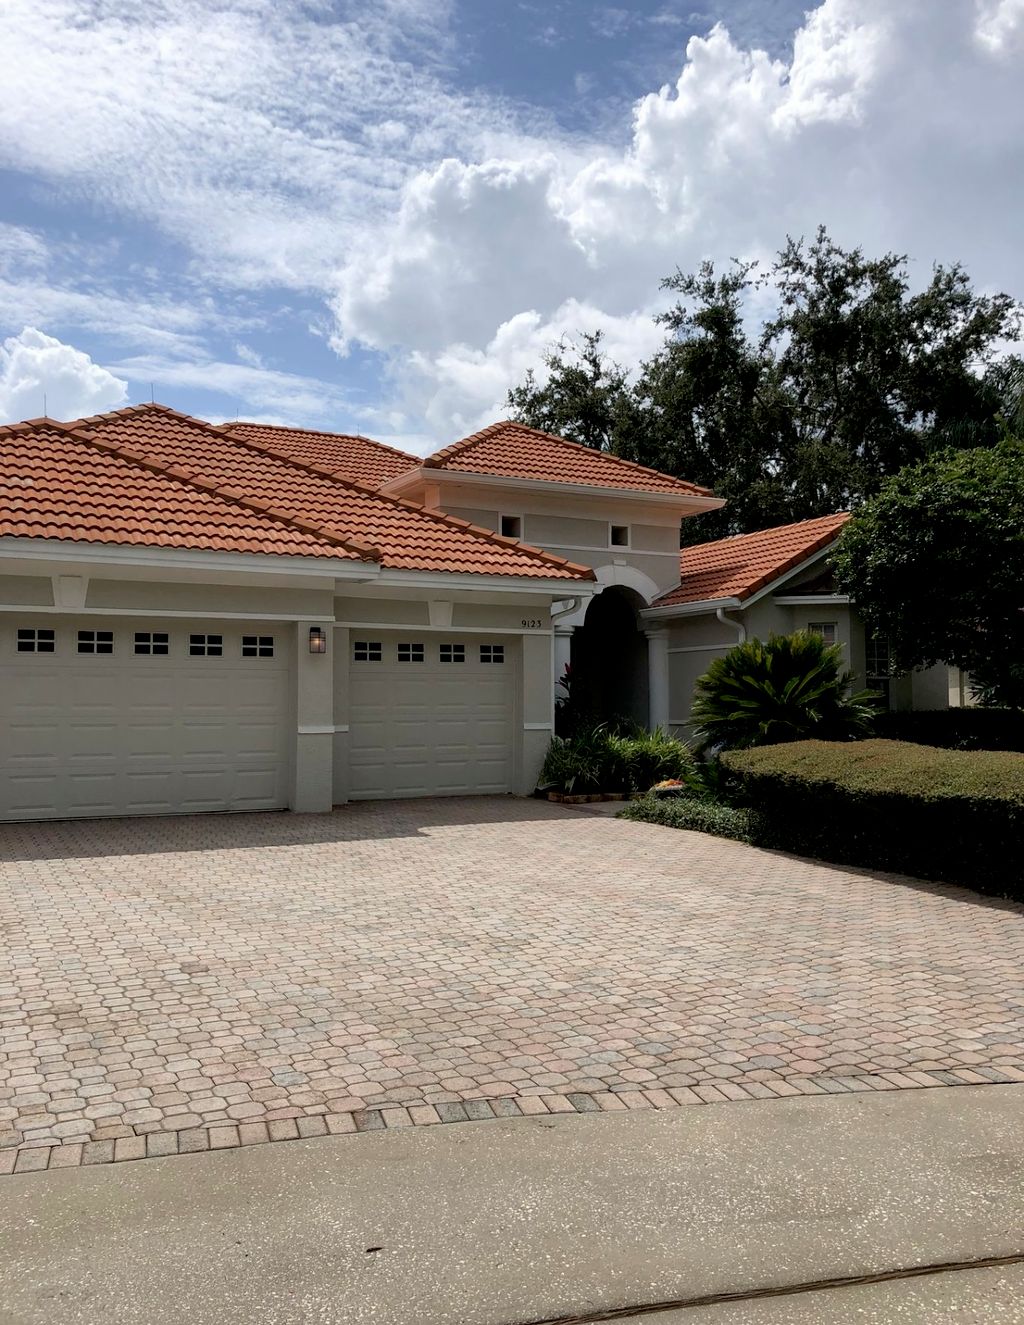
[832, 441, 1024, 708]
[508, 227, 1021, 542]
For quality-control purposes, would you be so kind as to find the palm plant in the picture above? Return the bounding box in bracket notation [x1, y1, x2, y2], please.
[690, 631, 880, 752]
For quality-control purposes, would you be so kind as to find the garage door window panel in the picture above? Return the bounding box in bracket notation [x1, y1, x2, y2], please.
[78, 630, 114, 655]
[241, 635, 274, 658]
[440, 643, 466, 663]
[397, 643, 425, 662]
[17, 628, 55, 654]
[189, 634, 223, 657]
[353, 641, 382, 662]
[135, 632, 170, 655]
[480, 644, 505, 664]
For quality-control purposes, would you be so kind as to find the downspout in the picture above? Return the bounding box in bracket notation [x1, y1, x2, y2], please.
[551, 596, 583, 622]
[716, 605, 746, 644]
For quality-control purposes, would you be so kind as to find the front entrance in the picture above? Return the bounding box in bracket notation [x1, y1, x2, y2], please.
[567, 587, 649, 730]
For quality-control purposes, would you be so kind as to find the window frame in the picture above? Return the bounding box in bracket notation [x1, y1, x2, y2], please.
[479, 643, 505, 664]
[397, 642, 425, 663]
[188, 633, 224, 658]
[134, 631, 170, 656]
[808, 621, 838, 646]
[77, 629, 114, 655]
[16, 627, 56, 654]
[241, 634, 275, 658]
[439, 642, 467, 663]
[352, 640, 383, 662]
[499, 513, 524, 540]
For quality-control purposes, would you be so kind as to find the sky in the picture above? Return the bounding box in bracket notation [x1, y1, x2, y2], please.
[0, 0, 1022, 455]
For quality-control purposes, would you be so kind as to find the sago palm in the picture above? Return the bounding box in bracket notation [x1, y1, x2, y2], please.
[690, 631, 880, 752]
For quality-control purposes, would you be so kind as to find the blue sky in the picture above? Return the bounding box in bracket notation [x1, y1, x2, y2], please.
[0, 0, 1021, 453]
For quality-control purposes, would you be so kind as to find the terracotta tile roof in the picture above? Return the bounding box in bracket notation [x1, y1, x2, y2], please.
[0, 418, 356, 561]
[68, 405, 591, 581]
[222, 421, 416, 488]
[654, 513, 851, 608]
[422, 420, 714, 497]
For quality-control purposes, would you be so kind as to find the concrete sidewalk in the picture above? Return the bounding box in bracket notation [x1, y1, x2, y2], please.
[2, 1085, 1023, 1325]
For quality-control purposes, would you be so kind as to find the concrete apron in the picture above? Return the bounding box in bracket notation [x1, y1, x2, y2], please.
[2, 1085, 1023, 1325]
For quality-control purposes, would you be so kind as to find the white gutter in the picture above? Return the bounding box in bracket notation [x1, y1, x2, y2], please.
[551, 596, 584, 621]
[640, 595, 743, 622]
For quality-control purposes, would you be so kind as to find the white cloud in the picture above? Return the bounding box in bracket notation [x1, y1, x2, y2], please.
[0, 327, 128, 423]
[331, 0, 1024, 437]
[0, 0, 535, 289]
[107, 352, 354, 426]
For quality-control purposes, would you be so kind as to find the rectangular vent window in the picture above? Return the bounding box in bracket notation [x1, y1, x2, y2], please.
[353, 641, 382, 662]
[16, 628, 55, 654]
[397, 642, 425, 663]
[135, 632, 170, 655]
[440, 643, 466, 663]
[480, 644, 505, 664]
[189, 634, 223, 657]
[242, 635, 274, 657]
[78, 630, 114, 655]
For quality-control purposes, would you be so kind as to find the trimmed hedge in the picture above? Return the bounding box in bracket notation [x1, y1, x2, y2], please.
[722, 739, 1024, 897]
[619, 795, 760, 844]
[874, 708, 1024, 753]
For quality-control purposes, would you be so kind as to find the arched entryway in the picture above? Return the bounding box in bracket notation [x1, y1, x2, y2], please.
[567, 586, 649, 730]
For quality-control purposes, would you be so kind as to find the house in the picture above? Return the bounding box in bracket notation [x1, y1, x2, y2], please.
[0, 405, 955, 823]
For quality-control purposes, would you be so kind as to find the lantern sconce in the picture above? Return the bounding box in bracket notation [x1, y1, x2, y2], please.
[308, 625, 328, 654]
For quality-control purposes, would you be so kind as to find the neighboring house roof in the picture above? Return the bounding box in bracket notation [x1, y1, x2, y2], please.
[654, 513, 851, 608]
[420, 420, 715, 497]
[0, 418, 357, 561]
[222, 421, 417, 488]
[48, 404, 591, 581]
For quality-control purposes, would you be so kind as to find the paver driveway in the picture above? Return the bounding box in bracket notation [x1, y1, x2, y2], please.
[3, 797, 1024, 1171]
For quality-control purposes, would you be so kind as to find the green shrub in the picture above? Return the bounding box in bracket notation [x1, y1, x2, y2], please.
[722, 739, 1024, 896]
[874, 708, 1024, 753]
[620, 794, 760, 843]
[690, 631, 880, 752]
[539, 726, 691, 795]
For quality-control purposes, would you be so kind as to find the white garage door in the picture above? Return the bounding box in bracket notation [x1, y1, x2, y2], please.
[348, 633, 516, 798]
[0, 618, 291, 821]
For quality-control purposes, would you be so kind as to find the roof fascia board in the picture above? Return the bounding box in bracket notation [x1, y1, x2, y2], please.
[774, 593, 851, 606]
[0, 537, 380, 582]
[382, 465, 724, 511]
[375, 568, 597, 597]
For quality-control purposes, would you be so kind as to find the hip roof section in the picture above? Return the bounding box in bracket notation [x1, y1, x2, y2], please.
[655, 513, 851, 607]
[422, 420, 715, 497]
[21, 404, 591, 581]
[223, 421, 417, 488]
[0, 419, 356, 560]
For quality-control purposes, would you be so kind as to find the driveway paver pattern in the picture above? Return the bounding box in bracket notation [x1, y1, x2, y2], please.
[2, 797, 1023, 1173]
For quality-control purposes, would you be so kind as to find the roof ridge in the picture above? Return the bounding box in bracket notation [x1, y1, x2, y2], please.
[218, 429, 595, 581]
[224, 419, 419, 467]
[62, 421, 381, 562]
[423, 418, 712, 496]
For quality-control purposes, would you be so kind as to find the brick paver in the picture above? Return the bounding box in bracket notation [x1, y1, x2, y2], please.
[2, 798, 1023, 1172]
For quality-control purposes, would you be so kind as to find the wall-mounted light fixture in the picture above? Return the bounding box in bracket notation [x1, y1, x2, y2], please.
[308, 625, 328, 654]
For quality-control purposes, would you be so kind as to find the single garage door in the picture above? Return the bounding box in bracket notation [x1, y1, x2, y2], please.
[0, 617, 291, 821]
[348, 633, 515, 798]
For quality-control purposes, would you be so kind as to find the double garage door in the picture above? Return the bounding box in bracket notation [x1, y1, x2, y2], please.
[0, 617, 291, 822]
[0, 619, 519, 820]
[348, 632, 516, 799]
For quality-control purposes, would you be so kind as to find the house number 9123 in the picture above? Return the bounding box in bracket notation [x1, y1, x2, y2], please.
[521, 618, 543, 628]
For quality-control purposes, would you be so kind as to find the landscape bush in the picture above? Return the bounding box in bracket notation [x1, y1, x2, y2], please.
[722, 739, 1024, 897]
[619, 794, 760, 843]
[874, 708, 1024, 753]
[539, 726, 691, 795]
